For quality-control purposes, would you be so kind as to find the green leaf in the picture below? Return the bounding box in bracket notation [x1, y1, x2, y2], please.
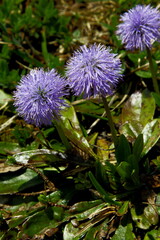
[136, 70, 152, 78]
[0, 142, 20, 155]
[116, 161, 132, 180]
[122, 89, 155, 128]
[0, 89, 11, 106]
[127, 52, 146, 65]
[120, 90, 155, 137]
[0, 168, 42, 194]
[132, 134, 144, 161]
[127, 154, 139, 182]
[115, 135, 131, 164]
[38, 190, 62, 204]
[156, 193, 160, 215]
[88, 171, 119, 205]
[1, 229, 18, 240]
[18, 206, 65, 238]
[64, 205, 110, 240]
[60, 103, 97, 159]
[151, 92, 160, 107]
[63, 222, 83, 240]
[69, 199, 103, 214]
[144, 229, 160, 240]
[142, 119, 160, 156]
[117, 201, 129, 216]
[73, 202, 107, 221]
[111, 223, 135, 240]
[74, 100, 104, 115]
[131, 205, 158, 229]
[84, 218, 108, 240]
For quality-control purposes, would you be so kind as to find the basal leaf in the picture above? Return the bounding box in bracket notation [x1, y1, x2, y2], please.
[121, 90, 155, 137]
[69, 199, 103, 214]
[117, 201, 129, 216]
[0, 168, 42, 194]
[111, 223, 135, 240]
[60, 103, 97, 159]
[144, 229, 160, 240]
[115, 134, 131, 164]
[152, 92, 160, 107]
[131, 204, 158, 230]
[116, 161, 132, 180]
[18, 206, 65, 238]
[142, 119, 160, 156]
[132, 134, 144, 161]
[63, 222, 83, 240]
[13, 149, 66, 164]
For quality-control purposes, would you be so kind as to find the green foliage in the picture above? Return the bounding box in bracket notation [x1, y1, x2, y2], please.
[0, 0, 160, 239]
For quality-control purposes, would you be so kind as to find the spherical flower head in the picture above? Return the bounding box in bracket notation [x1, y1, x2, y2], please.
[65, 44, 122, 98]
[116, 5, 160, 51]
[14, 68, 68, 127]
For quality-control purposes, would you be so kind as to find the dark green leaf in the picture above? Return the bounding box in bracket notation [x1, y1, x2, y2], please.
[1, 229, 18, 240]
[0, 168, 42, 194]
[115, 135, 131, 164]
[132, 134, 144, 161]
[116, 161, 132, 180]
[88, 171, 120, 206]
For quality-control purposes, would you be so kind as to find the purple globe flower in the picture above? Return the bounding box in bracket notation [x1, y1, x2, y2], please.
[14, 68, 68, 127]
[116, 5, 160, 51]
[65, 44, 122, 98]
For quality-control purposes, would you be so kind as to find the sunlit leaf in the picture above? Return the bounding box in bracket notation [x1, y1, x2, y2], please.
[120, 90, 155, 137]
[142, 119, 160, 156]
[63, 222, 82, 240]
[0, 142, 20, 156]
[13, 149, 66, 164]
[131, 204, 158, 229]
[111, 223, 135, 240]
[0, 89, 11, 106]
[60, 103, 97, 159]
[144, 228, 160, 240]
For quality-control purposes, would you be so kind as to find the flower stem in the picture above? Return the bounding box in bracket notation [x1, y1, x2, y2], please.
[146, 47, 159, 94]
[102, 96, 118, 147]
